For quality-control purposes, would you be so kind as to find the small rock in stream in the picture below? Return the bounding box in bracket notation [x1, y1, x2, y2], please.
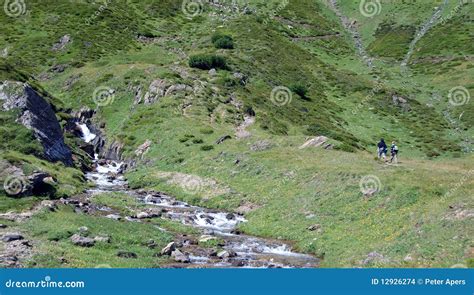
[171, 249, 190, 263]
[217, 250, 237, 259]
[160, 242, 176, 256]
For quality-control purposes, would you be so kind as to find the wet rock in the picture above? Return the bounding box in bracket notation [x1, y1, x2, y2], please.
[217, 250, 237, 259]
[171, 249, 190, 263]
[226, 213, 236, 220]
[70, 234, 95, 247]
[2, 233, 24, 242]
[160, 242, 176, 256]
[136, 212, 150, 219]
[0, 224, 7, 229]
[216, 135, 231, 144]
[231, 260, 246, 267]
[117, 251, 137, 259]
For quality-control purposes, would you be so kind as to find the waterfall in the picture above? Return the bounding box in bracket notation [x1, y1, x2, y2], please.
[77, 123, 97, 143]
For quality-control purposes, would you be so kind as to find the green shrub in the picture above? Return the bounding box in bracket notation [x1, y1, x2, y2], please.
[189, 54, 228, 70]
[201, 145, 214, 151]
[212, 33, 234, 49]
[290, 84, 309, 100]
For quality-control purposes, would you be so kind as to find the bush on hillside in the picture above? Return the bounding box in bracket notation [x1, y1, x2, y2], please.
[189, 54, 228, 70]
[212, 33, 234, 49]
[290, 83, 309, 100]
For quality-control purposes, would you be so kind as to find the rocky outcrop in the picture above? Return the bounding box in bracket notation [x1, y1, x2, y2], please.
[299, 136, 333, 150]
[0, 81, 73, 166]
[133, 79, 193, 105]
[392, 94, 411, 112]
[51, 34, 72, 51]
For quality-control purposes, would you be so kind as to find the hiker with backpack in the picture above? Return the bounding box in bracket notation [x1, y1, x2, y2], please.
[377, 138, 387, 161]
[390, 141, 399, 163]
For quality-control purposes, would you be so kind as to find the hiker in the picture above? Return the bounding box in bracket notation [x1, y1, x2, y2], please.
[377, 138, 387, 160]
[390, 141, 399, 163]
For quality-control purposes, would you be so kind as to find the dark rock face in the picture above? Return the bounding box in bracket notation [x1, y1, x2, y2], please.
[0, 81, 73, 166]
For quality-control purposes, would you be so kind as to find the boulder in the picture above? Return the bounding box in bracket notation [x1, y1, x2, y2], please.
[171, 249, 190, 263]
[2, 233, 24, 242]
[299, 136, 329, 149]
[217, 250, 237, 259]
[160, 242, 176, 256]
[208, 69, 217, 76]
[106, 214, 121, 221]
[52, 34, 72, 51]
[70, 234, 95, 247]
[0, 81, 73, 165]
[0, 224, 7, 229]
[135, 140, 152, 157]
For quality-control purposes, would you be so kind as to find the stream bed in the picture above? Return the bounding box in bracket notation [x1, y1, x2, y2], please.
[85, 160, 319, 268]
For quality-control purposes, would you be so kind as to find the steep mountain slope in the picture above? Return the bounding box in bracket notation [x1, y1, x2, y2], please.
[0, 0, 472, 267]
